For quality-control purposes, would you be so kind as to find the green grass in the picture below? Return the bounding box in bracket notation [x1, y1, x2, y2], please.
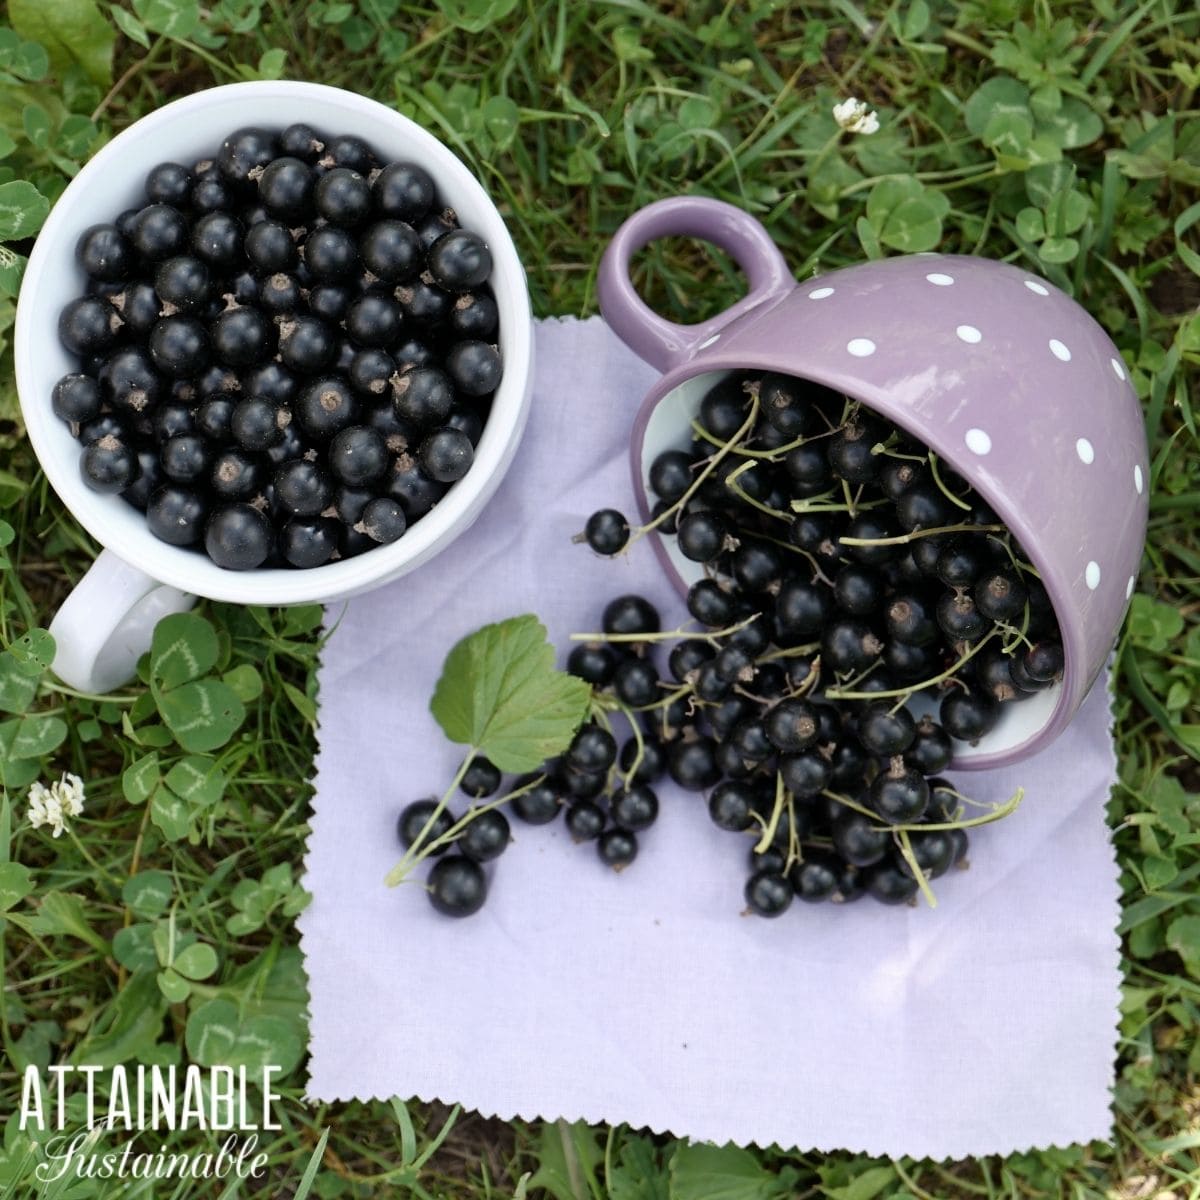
[2, 0, 1199, 1195]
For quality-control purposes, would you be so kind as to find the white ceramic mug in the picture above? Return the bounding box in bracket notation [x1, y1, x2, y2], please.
[15, 82, 532, 694]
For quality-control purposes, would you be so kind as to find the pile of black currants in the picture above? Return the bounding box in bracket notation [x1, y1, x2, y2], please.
[398, 376, 1061, 921]
[51, 124, 502, 570]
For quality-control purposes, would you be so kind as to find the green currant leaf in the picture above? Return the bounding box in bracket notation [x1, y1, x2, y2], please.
[429, 614, 591, 773]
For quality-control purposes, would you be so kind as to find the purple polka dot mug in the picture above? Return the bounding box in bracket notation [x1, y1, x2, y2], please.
[597, 196, 1148, 769]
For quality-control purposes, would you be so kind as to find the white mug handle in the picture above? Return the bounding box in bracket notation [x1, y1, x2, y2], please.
[48, 549, 196, 694]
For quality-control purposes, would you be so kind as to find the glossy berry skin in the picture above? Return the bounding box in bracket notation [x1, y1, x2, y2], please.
[278, 316, 336, 374]
[131, 204, 189, 261]
[373, 160, 435, 221]
[326, 133, 376, 172]
[230, 397, 284, 452]
[784, 442, 831, 492]
[619, 736, 667, 785]
[687, 579, 735, 628]
[789, 855, 840, 903]
[858, 703, 916, 756]
[828, 419, 880, 483]
[562, 766, 606, 800]
[821, 619, 882, 674]
[195, 394, 236, 443]
[613, 658, 659, 708]
[81, 434, 138, 493]
[903, 829, 957, 880]
[427, 230, 492, 291]
[58, 296, 120, 356]
[297, 377, 358, 441]
[146, 486, 208, 546]
[419, 427, 474, 483]
[160, 434, 210, 484]
[191, 211, 243, 269]
[774, 578, 834, 643]
[459, 809, 510, 863]
[460, 756, 502, 798]
[275, 459, 333, 516]
[149, 316, 210, 376]
[870, 764, 930, 824]
[392, 366, 454, 428]
[936, 590, 989, 642]
[730, 720, 773, 763]
[257, 157, 314, 221]
[449, 291, 498, 340]
[668, 638, 711, 683]
[280, 123, 324, 161]
[759, 371, 812, 436]
[427, 855, 487, 918]
[280, 518, 339, 568]
[304, 226, 359, 281]
[698, 373, 750, 438]
[743, 870, 792, 917]
[566, 642, 618, 687]
[936, 537, 990, 587]
[765, 700, 819, 753]
[975, 568, 1028, 623]
[212, 307, 276, 367]
[611, 784, 658, 831]
[217, 127, 279, 186]
[940, 687, 1000, 742]
[360, 220, 422, 282]
[668, 738, 720, 791]
[832, 809, 891, 867]
[708, 780, 756, 831]
[603, 594, 660, 637]
[52, 374, 102, 424]
[397, 798, 455, 853]
[779, 751, 832, 797]
[314, 167, 372, 226]
[648, 449, 694, 502]
[567, 725, 617, 774]
[904, 717, 953, 774]
[866, 862, 919, 905]
[144, 162, 192, 206]
[584, 509, 629, 556]
[204, 503, 272, 570]
[733, 541, 782, 593]
[1023, 640, 1064, 683]
[833, 564, 884, 616]
[677, 511, 725, 563]
[384, 456, 447, 518]
[445, 340, 502, 396]
[329, 425, 388, 486]
[841, 513, 901, 566]
[345, 294, 401, 348]
[358, 497, 407, 545]
[566, 799, 606, 843]
[895, 482, 952, 532]
[510, 777, 562, 825]
[76, 224, 133, 281]
[885, 593, 938, 646]
[597, 828, 638, 870]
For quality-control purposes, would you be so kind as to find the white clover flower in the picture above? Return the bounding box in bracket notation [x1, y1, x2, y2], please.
[832, 97, 880, 135]
[27, 773, 86, 838]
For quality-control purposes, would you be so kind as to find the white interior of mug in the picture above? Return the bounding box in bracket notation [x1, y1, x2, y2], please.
[16, 81, 532, 605]
[638, 369, 1060, 763]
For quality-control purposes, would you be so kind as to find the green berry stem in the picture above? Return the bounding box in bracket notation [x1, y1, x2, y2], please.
[724, 460, 792, 520]
[927, 452, 973, 512]
[385, 751, 477, 886]
[837, 521, 1007, 549]
[760, 533, 837, 587]
[752, 771, 789, 856]
[895, 828, 938, 908]
[568, 612, 760, 646]
[889, 787, 1025, 834]
[825, 628, 998, 701]
[871, 441, 927, 465]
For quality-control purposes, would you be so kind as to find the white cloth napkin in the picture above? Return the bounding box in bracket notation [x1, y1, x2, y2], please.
[299, 316, 1121, 1159]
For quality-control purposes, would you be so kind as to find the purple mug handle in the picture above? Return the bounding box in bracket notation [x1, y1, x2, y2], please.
[597, 196, 795, 372]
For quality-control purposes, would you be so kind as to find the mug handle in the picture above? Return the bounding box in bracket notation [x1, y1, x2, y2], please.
[597, 196, 794, 373]
[48, 549, 196, 694]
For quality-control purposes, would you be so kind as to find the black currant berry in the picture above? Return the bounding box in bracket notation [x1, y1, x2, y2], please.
[360, 220, 422, 282]
[510, 776, 563, 824]
[76, 224, 133, 281]
[280, 517, 339, 568]
[745, 870, 793, 917]
[217, 127, 279, 186]
[828, 417, 881, 484]
[212, 306, 276, 367]
[274, 459, 333, 516]
[327, 425, 387, 487]
[764, 699, 819, 753]
[373, 161, 436, 221]
[419, 427, 474, 483]
[858, 703, 916, 756]
[789, 855, 840, 903]
[821, 619, 883, 675]
[304, 225, 359, 281]
[52, 373, 102, 424]
[296, 377, 357, 441]
[566, 799, 606, 843]
[677, 511, 726, 563]
[833, 564, 884, 616]
[58, 296, 121, 356]
[936, 590, 989, 642]
[668, 738, 720, 791]
[80, 434, 138, 493]
[397, 798, 455, 854]
[583, 509, 629, 555]
[131, 204, 189, 261]
[869, 761, 930, 824]
[865, 862, 919, 905]
[391, 365, 454, 428]
[613, 658, 659, 708]
[940, 687, 1000, 742]
[687, 579, 735, 628]
[427, 855, 487, 918]
[449, 291, 499, 340]
[146, 486, 208, 546]
[602, 594, 660, 637]
[1023, 640, 1064, 683]
[832, 809, 891, 867]
[191, 211, 243, 270]
[975, 567, 1028, 623]
[427, 230, 492, 292]
[149, 316, 210, 377]
[885, 593, 938, 645]
[774, 578, 834, 645]
[445, 340, 502, 397]
[204, 503, 272, 570]
[154, 255, 211, 313]
[258, 157, 314, 221]
[460, 809, 509, 862]
[597, 828, 638, 870]
[611, 784, 658, 831]
[779, 751, 832, 797]
[904, 716, 953, 774]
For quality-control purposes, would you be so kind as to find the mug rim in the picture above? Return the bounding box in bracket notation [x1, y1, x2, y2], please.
[15, 80, 533, 604]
